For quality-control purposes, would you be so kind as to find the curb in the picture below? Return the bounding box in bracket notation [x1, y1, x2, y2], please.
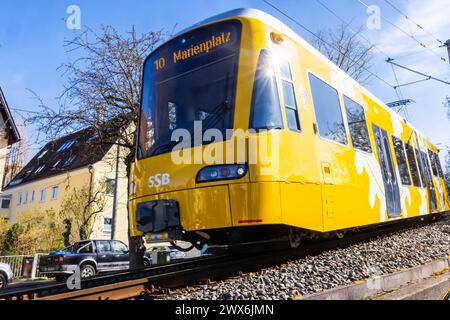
[301, 256, 450, 300]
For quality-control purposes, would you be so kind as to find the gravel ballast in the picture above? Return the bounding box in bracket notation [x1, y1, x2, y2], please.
[166, 218, 450, 300]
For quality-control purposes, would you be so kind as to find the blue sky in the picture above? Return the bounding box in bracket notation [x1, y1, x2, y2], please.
[0, 0, 449, 162]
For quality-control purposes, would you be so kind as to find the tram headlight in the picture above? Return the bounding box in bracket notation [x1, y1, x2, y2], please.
[196, 164, 248, 183]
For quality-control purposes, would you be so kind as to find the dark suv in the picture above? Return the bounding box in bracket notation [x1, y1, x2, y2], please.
[39, 240, 129, 280]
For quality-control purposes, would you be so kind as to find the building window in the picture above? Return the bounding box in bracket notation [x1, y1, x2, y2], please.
[344, 96, 372, 153]
[405, 144, 422, 187]
[1, 199, 11, 209]
[23, 191, 28, 204]
[40, 189, 46, 202]
[37, 149, 48, 159]
[63, 155, 77, 167]
[103, 218, 112, 233]
[105, 178, 116, 196]
[280, 60, 301, 132]
[51, 186, 59, 200]
[17, 193, 22, 206]
[309, 73, 348, 145]
[57, 139, 76, 152]
[392, 136, 411, 186]
[31, 190, 35, 202]
[35, 165, 45, 174]
[249, 50, 284, 131]
[53, 159, 62, 169]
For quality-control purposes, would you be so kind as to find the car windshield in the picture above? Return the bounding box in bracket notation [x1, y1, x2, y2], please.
[138, 20, 242, 159]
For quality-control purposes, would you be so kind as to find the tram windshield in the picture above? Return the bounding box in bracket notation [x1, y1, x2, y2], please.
[138, 20, 242, 159]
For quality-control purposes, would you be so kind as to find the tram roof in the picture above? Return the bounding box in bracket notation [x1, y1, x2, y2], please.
[166, 8, 433, 146]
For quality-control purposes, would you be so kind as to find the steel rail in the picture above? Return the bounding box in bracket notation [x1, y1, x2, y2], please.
[0, 213, 447, 300]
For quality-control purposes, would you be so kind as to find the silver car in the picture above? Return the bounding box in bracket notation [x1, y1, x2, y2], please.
[0, 263, 14, 289]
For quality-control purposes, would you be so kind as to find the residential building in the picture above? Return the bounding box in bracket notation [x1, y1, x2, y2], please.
[0, 87, 21, 192]
[0, 126, 129, 244]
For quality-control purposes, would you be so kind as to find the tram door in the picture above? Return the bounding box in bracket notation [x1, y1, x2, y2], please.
[417, 150, 438, 212]
[373, 124, 402, 218]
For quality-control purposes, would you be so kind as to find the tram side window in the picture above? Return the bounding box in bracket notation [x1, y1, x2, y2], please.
[392, 136, 411, 185]
[428, 150, 439, 177]
[279, 60, 301, 132]
[309, 74, 348, 145]
[405, 143, 422, 187]
[415, 149, 427, 187]
[249, 50, 284, 131]
[343, 96, 372, 153]
[420, 150, 434, 188]
[435, 153, 445, 179]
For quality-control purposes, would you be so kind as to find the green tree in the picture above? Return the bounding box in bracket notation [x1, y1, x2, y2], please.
[14, 209, 64, 254]
[62, 219, 72, 247]
[0, 223, 20, 255]
[0, 217, 8, 239]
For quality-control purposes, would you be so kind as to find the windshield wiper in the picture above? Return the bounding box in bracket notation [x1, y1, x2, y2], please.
[202, 72, 231, 133]
[256, 125, 283, 131]
[202, 100, 229, 132]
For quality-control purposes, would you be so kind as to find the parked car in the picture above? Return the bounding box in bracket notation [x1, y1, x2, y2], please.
[0, 263, 14, 289]
[39, 240, 129, 280]
[143, 245, 186, 266]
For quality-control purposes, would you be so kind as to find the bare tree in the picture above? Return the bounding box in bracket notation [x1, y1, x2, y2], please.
[3, 131, 32, 188]
[60, 183, 107, 243]
[26, 26, 166, 267]
[310, 23, 375, 84]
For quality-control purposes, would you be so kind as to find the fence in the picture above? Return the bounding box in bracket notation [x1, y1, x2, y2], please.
[0, 253, 48, 279]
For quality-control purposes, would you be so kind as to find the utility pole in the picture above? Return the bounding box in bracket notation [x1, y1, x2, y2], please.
[111, 144, 120, 241]
[445, 40, 450, 65]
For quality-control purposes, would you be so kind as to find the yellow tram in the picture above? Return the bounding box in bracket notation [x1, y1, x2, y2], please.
[129, 9, 449, 249]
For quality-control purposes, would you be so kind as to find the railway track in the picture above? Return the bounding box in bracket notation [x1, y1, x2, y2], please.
[0, 213, 446, 300]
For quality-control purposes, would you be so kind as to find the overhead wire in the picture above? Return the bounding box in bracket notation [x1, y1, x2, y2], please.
[357, 0, 449, 64]
[312, 0, 412, 118]
[262, 0, 396, 89]
[314, 0, 390, 60]
[382, 0, 446, 46]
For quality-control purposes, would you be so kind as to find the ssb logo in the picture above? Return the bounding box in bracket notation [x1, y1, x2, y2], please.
[148, 173, 171, 189]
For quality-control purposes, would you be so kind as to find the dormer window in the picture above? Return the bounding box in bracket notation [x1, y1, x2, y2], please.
[57, 139, 76, 152]
[53, 159, 62, 169]
[63, 155, 77, 167]
[35, 165, 45, 174]
[87, 135, 99, 143]
[37, 150, 48, 159]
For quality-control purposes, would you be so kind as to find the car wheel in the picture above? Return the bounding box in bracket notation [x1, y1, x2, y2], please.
[0, 273, 7, 289]
[80, 265, 96, 279]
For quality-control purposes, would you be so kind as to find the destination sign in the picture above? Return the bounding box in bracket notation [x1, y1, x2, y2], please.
[150, 20, 241, 75]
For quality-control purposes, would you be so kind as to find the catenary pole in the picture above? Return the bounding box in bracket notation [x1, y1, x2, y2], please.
[111, 144, 120, 241]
